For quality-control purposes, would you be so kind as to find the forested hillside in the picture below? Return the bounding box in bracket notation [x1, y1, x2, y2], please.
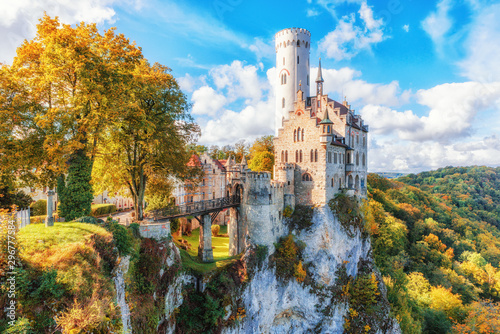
[366, 166, 500, 333]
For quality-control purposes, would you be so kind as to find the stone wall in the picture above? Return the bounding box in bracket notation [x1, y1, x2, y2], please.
[139, 222, 170, 240]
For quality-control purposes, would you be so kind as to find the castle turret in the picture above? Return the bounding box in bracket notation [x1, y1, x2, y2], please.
[275, 28, 311, 133]
[319, 109, 333, 146]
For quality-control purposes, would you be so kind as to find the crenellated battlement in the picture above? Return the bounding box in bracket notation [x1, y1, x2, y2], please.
[275, 27, 311, 38]
[270, 180, 286, 189]
[275, 162, 295, 170]
[246, 171, 271, 179]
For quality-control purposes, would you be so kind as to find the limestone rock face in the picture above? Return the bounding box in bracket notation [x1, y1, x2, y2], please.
[222, 206, 401, 334]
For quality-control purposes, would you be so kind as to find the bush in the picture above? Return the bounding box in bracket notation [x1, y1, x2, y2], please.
[30, 200, 47, 216]
[105, 219, 133, 256]
[211, 225, 220, 237]
[30, 215, 46, 224]
[128, 223, 141, 238]
[283, 205, 293, 218]
[328, 193, 365, 237]
[90, 204, 117, 217]
[170, 218, 180, 234]
[273, 234, 306, 283]
[286, 205, 314, 232]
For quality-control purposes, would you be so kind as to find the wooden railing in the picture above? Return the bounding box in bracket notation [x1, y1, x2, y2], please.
[152, 195, 240, 221]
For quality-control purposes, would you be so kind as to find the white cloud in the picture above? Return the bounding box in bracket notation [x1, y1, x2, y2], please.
[458, 3, 500, 82]
[319, 1, 386, 60]
[402, 24, 409, 32]
[307, 9, 320, 17]
[360, 82, 500, 144]
[421, 0, 453, 53]
[0, 0, 120, 63]
[315, 67, 411, 107]
[248, 38, 274, 61]
[178, 73, 196, 93]
[191, 86, 227, 116]
[210, 60, 266, 103]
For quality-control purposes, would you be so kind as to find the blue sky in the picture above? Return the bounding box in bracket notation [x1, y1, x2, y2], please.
[1, 0, 500, 173]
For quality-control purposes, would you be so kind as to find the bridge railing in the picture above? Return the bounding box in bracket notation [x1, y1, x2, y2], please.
[152, 195, 240, 221]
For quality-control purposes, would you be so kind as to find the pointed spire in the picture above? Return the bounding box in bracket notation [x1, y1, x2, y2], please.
[226, 155, 234, 167]
[319, 109, 333, 124]
[316, 58, 324, 83]
[241, 155, 247, 166]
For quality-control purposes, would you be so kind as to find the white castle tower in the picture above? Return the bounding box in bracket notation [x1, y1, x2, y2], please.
[275, 28, 311, 133]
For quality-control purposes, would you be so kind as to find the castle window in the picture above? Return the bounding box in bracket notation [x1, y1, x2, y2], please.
[301, 129, 304, 141]
[331, 177, 334, 187]
[297, 40, 300, 47]
[294, 129, 297, 142]
[362, 153, 366, 166]
[334, 153, 338, 164]
[356, 153, 359, 166]
[306, 41, 308, 48]
[300, 150, 303, 162]
[356, 134, 359, 144]
[302, 173, 312, 181]
[283, 57, 285, 65]
[339, 178, 342, 188]
[317, 100, 320, 107]
[310, 149, 314, 162]
[363, 136, 366, 147]
[327, 125, 330, 133]
[297, 56, 299, 64]
[285, 151, 288, 162]
[281, 151, 284, 162]
[347, 153, 351, 164]
[315, 149, 318, 162]
[328, 152, 332, 163]
[307, 75, 309, 86]
[282, 97, 285, 108]
[323, 125, 325, 133]
[295, 150, 299, 162]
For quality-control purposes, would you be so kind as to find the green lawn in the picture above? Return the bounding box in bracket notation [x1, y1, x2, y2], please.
[17, 221, 111, 258]
[174, 225, 240, 274]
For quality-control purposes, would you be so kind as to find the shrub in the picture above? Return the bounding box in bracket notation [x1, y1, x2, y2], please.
[30, 215, 46, 224]
[90, 204, 117, 217]
[283, 205, 293, 218]
[105, 218, 133, 256]
[170, 218, 180, 234]
[128, 223, 141, 238]
[286, 205, 314, 232]
[273, 234, 306, 283]
[30, 199, 47, 216]
[211, 224, 220, 237]
[328, 193, 365, 237]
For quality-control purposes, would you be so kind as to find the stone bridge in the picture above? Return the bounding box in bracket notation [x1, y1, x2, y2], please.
[151, 195, 241, 262]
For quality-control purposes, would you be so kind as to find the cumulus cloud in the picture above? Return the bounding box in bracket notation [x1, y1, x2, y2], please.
[248, 37, 274, 61]
[315, 67, 411, 107]
[191, 86, 227, 116]
[458, 3, 500, 82]
[0, 0, 121, 63]
[402, 24, 409, 32]
[210, 60, 267, 103]
[360, 82, 500, 144]
[319, 1, 386, 60]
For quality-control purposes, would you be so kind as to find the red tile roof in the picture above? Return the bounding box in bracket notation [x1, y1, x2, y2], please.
[214, 159, 226, 171]
[187, 154, 201, 167]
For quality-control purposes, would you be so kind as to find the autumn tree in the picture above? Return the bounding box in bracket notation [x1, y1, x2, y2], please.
[92, 60, 200, 220]
[0, 14, 142, 218]
[248, 135, 274, 174]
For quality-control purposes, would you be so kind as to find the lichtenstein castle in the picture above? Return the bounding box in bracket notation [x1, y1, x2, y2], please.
[227, 27, 369, 254]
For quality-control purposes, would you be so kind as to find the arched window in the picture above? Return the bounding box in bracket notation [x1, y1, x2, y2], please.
[348, 175, 354, 188]
[283, 57, 285, 65]
[315, 149, 318, 162]
[295, 150, 298, 162]
[356, 152, 359, 166]
[285, 150, 288, 162]
[302, 173, 312, 181]
[310, 149, 314, 162]
[297, 40, 300, 47]
[301, 129, 304, 141]
[334, 153, 338, 164]
[363, 136, 366, 147]
[281, 151, 284, 162]
[284, 74, 287, 84]
[356, 134, 359, 144]
[331, 177, 334, 187]
[294, 129, 297, 142]
[299, 150, 303, 162]
[327, 125, 330, 133]
[347, 153, 351, 164]
[297, 127, 301, 141]
[297, 56, 300, 64]
[339, 177, 342, 188]
[282, 98, 285, 108]
[305, 41, 308, 48]
[362, 153, 366, 166]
